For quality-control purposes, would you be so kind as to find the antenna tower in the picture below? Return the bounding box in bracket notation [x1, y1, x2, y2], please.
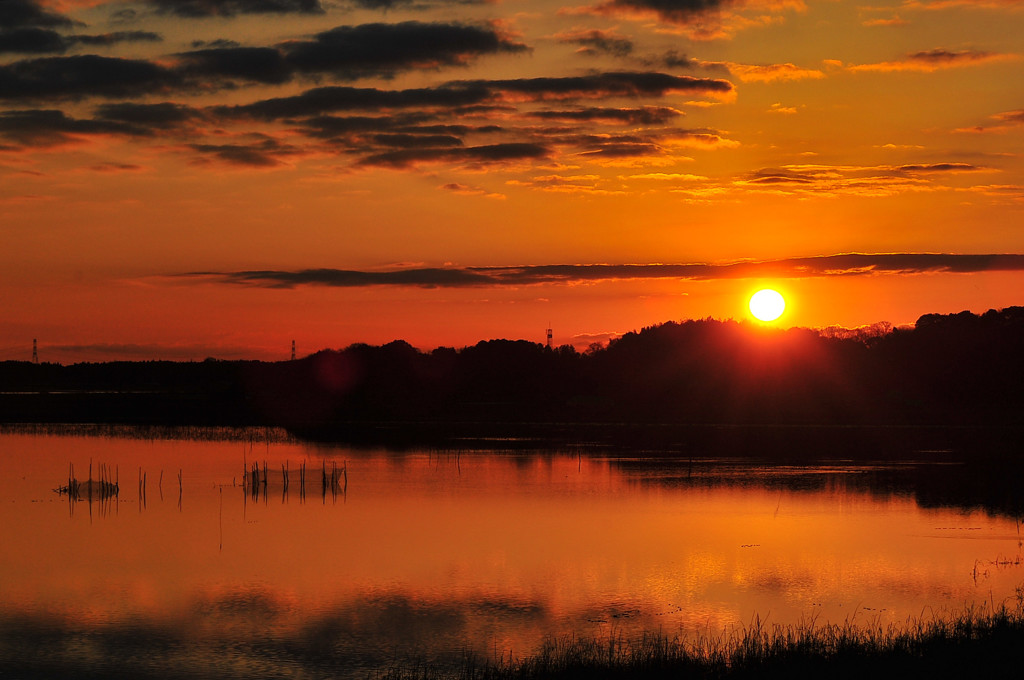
[291, 339, 296, 361]
[546, 326, 552, 349]
[32, 338, 38, 364]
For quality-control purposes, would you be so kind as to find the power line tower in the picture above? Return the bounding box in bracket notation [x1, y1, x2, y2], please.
[291, 339, 296, 361]
[546, 326, 552, 349]
[32, 338, 38, 364]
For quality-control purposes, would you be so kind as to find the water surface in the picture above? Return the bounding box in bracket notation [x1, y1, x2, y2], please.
[1, 426, 1022, 678]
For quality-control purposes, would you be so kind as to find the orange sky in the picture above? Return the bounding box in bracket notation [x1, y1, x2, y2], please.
[1, 0, 1023, 362]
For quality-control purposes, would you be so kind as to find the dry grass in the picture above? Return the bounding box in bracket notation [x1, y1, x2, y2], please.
[378, 596, 1024, 680]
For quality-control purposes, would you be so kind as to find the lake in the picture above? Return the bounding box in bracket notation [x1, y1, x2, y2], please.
[1, 425, 1022, 678]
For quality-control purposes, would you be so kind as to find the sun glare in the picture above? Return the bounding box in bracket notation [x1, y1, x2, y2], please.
[749, 289, 786, 322]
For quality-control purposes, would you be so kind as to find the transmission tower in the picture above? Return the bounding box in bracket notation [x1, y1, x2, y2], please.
[546, 326, 552, 349]
[32, 338, 38, 364]
[291, 339, 296, 361]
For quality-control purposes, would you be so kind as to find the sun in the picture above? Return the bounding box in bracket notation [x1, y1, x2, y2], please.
[749, 289, 786, 322]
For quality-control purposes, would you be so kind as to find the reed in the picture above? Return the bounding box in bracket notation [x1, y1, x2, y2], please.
[377, 598, 1024, 680]
[54, 460, 120, 503]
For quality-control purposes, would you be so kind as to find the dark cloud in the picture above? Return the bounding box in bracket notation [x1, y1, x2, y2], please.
[221, 84, 493, 120]
[191, 39, 241, 49]
[454, 71, 733, 101]
[70, 31, 163, 47]
[578, 141, 663, 157]
[180, 253, 1024, 289]
[658, 49, 700, 69]
[746, 168, 816, 184]
[849, 49, 1012, 72]
[0, 55, 179, 100]
[556, 29, 634, 58]
[145, 0, 324, 17]
[346, 0, 488, 8]
[163, 22, 526, 90]
[94, 102, 207, 129]
[189, 267, 493, 288]
[370, 133, 464, 148]
[298, 113, 434, 136]
[357, 142, 550, 167]
[0, 29, 162, 55]
[188, 138, 299, 167]
[225, 71, 723, 122]
[89, 162, 144, 173]
[174, 46, 293, 85]
[0, 0, 77, 28]
[526, 106, 683, 124]
[0, 28, 68, 54]
[599, 0, 731, 24]
[908, 48, 992, 65]
[110, 8, 139, 24]
[894, 162, 983, 173]
[278, 22, 528, 80]
[0, 109, 143, 146]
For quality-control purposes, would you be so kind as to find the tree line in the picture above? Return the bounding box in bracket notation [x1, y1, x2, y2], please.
[2, 306, 1022, 446]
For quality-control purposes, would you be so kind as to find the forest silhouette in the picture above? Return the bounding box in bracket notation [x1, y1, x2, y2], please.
[2, 306, 1023, 452]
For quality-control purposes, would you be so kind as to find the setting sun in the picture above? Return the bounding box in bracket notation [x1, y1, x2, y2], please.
[749, 289, 786, 322]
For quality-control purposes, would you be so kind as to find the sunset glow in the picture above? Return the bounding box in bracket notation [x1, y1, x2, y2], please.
[1, 0, 1023, 361]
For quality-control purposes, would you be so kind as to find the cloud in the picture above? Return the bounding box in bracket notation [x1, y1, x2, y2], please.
[730, 162, 994, 198]
[0, 28, 69, 55]
[94, 101, 208, 130]
[344, 0, 490, 8]
[88, 162, 145, 173]
[591, 0, 736, 25]
[143, 0, 324, 17]
[297, 112, 471, 138]
[357, 142, 550, 168]
[506, 174, 623, 194]
[555, 28, 634, 57]
[1, 22, 527, 100]
[893, 162, 986, 173]
[0, 55, 180, 100]
[370, 133, 464, 148]
[993, 109, 1024, 124]
[700, 60, 824, 82]
[954, 108, 1024, 134]
[0, 0, 77, 29]
[862, 16, 909, 27]
[0, 28, 162, 55]
[466, 71, 734, 101]
[579, 0, 806, 40]
[166, 22, 526, 88]
[279, 22, 528, 79]
[188, 138, 301, 167]
[177, 253, 1024, 289]
[525, 106, 684, 124]
[0, 108, 145, 147]
[173, 46, 294, 85]
[221, 84, 494, 120]
[653, 50, 701, 69]
[439, 182, 506, 199]
[223, 71, 730, 120]
[904, 0, 1024, 9]
[848, 49, 1018, 72]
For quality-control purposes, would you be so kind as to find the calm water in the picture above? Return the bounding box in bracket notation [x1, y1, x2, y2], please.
[2, 426, 1023, 678]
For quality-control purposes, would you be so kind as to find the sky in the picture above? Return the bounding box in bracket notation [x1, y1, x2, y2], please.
[1, 0, 1023, 363]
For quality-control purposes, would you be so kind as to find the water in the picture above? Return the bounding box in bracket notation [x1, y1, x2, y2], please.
[1, 426, 1022, 678]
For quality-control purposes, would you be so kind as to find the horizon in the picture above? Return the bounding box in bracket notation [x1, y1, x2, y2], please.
[7, 301, 1016, 365]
